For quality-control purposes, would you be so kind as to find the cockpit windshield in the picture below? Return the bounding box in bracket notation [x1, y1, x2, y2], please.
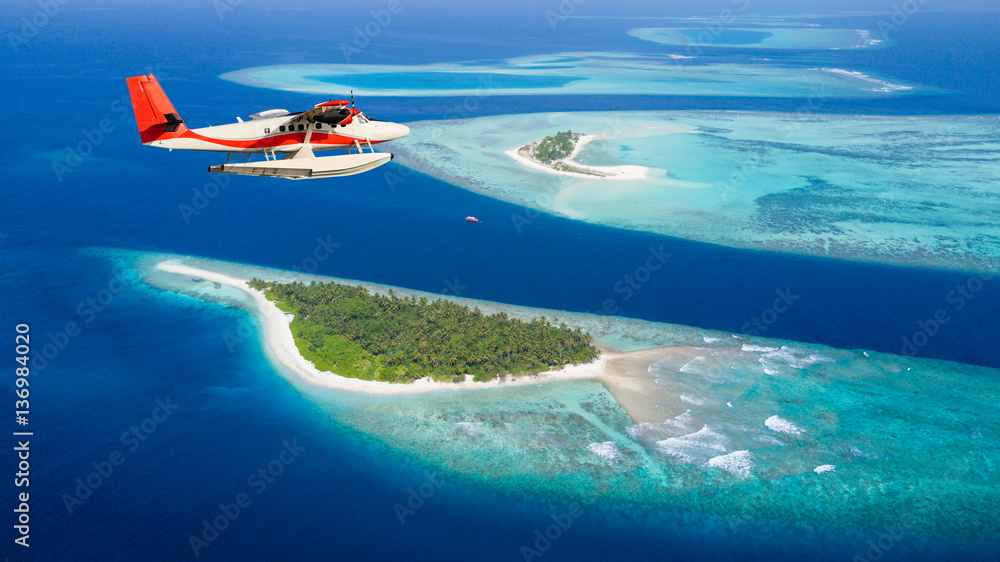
[314, 107, 354, 126]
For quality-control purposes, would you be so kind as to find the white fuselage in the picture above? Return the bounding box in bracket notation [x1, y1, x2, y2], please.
[147, 113, 410, 153]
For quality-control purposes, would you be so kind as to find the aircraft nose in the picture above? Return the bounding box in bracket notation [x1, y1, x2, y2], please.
[374, 122, 410, 141]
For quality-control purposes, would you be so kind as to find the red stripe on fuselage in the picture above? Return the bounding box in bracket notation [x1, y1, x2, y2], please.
[178, 129, 385, 150]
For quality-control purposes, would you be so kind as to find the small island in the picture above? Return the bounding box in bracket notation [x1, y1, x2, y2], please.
[248, 278, 600, 384]
[505, 130, 651, 180]
[516, 130, 608, 177]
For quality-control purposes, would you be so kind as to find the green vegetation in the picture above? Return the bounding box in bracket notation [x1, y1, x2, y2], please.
[530, 130, 580, 164]
[519, 130, 606, 177]
[248, 279, 600, 383]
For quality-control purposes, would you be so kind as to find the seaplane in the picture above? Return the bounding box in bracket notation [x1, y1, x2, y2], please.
[126, 74, 409, 179]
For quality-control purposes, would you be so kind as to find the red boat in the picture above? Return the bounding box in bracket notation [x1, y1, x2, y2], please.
[466, 216, 480, 223]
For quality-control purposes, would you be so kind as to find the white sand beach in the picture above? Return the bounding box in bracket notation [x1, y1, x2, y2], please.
[154, 260, 670, 418]
[505, 134, 652, 180]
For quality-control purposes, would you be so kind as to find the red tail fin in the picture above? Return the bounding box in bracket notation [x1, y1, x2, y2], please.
[127, 74, 187, 143]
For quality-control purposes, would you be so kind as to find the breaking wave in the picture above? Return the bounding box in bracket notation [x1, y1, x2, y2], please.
[656, 425, 730, 464]
[708, 450, 755, 478]
[765, 415, 806, 435]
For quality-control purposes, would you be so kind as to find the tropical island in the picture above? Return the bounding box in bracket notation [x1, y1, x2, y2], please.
[247, 278, 600, 383]
[503, 130, 651, 180]
[516, 130, 608, 177]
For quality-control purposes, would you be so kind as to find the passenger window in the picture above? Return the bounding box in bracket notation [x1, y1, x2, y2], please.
[316, 123, 322, 129]
[279, 126, 285, 132]
[298, 124, 305, 131]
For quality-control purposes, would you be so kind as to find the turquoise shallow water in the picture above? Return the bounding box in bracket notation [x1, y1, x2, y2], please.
[137, 251, 1000, 556]
[391, 111, 1000, 273]
[221, 51, 916, 98]
[629, 26, 882, 50]
[678, 29, 774, 45]
[306, 72, 581, 90]
[327, 342, 1000, 541]
[6, 6, 999, 559]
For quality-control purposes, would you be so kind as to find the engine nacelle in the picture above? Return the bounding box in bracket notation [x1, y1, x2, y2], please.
[250, 109, 290, 120]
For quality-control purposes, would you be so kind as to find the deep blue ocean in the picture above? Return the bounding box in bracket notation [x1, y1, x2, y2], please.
[2, 2, 999, 560]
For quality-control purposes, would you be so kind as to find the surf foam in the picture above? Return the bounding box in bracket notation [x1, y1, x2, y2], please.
[708, 450, 755, 478]
[656, 425, 730, 464]
[765, 415, 806, 435]
[587, 441, 620, 461]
